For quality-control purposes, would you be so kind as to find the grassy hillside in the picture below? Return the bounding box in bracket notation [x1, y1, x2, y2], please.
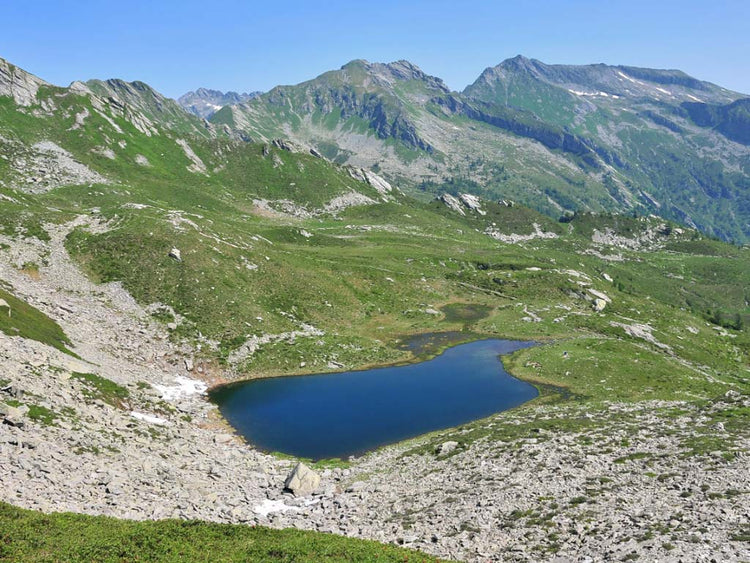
[0, 502, 445, 562]
[56, 178, 750, 401]
[0, 75, 745, 392]
[0, 50, 746, 416]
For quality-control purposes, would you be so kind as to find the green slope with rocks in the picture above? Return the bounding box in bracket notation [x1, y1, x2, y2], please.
[0, 55, 748, 562]
[0, 52, 747, 419]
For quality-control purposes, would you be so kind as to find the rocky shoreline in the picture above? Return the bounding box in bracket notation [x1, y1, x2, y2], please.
[1, 219, 748, 562]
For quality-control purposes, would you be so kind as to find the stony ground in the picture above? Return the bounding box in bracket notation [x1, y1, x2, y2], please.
[0, 218, 748, 562]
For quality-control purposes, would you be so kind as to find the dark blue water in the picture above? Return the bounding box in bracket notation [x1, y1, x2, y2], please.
[211, 339, 537, 460]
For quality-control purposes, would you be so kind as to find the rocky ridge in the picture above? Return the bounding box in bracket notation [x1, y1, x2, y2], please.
[0, 57, 49, 107]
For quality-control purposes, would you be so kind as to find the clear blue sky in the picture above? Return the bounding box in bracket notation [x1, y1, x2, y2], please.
[2, 0, 749, 98]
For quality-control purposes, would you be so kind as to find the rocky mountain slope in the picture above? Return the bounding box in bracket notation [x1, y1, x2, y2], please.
[215, 56, 750, 243]
[81, 77, 223, 139]
[0, 55, 748, 562]
[178, 88, 261, 118]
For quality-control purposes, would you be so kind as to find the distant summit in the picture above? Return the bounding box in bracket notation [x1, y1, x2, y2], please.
[464, 56, 727, 104]
[178, 88, 261, 118]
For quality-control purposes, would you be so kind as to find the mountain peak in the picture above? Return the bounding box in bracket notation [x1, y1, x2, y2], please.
[385, 59, 425, 76]
[341, 59, 370, 69]
[86, 78, 162, 102]
[339, 58, 448, 91]
[467, 57, 737, 104]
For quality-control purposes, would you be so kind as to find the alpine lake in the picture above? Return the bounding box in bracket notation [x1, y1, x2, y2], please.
[210, 337, 538, 460]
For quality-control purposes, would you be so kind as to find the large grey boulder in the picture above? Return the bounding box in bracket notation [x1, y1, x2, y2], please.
[284, 462, 320, 496]
[0, 402, 29, 428]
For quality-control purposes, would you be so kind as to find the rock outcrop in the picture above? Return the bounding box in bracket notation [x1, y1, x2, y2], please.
[0, 57, 48, 106]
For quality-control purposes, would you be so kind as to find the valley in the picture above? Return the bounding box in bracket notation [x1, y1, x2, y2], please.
[0, 54, 748, 561]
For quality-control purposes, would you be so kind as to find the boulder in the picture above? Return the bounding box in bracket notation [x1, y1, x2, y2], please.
[0, 402, 28, 428]
[284, 462, 320, 496]
[1, 384, 23, 398]
[436, 440, 459, 456]
[213, 434, 234, 445]
[459, 193, 486, 215]
[593, 298, 607, 312]
[168, 247, 182, 261]
[587, 288, 611, 303]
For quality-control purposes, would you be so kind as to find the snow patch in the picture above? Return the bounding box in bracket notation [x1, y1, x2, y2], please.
[254, 499, 301, 517]
[130, 411, 170, 426]
[152, 376, 207, 402]
[568, 89, 619, 99]
[616, 71, 644, 86]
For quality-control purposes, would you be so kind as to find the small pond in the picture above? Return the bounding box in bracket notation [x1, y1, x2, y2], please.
[211, 338, 537, 460]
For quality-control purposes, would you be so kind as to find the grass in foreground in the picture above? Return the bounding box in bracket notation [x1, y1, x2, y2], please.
[0, 502, 445, 562]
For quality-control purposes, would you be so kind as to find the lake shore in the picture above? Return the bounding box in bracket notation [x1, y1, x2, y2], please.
[0, 224, 748, 562]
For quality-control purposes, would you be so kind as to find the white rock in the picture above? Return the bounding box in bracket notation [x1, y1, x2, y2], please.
[588, 288, 611, 303]
[284, 463, 321, 496]
[436, 441, 459, 456]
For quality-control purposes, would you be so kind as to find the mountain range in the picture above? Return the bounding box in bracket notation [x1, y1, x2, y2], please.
[4, 54, 748, 241]
[178, 88, 262, 119]
[208, 56, 750, 242]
